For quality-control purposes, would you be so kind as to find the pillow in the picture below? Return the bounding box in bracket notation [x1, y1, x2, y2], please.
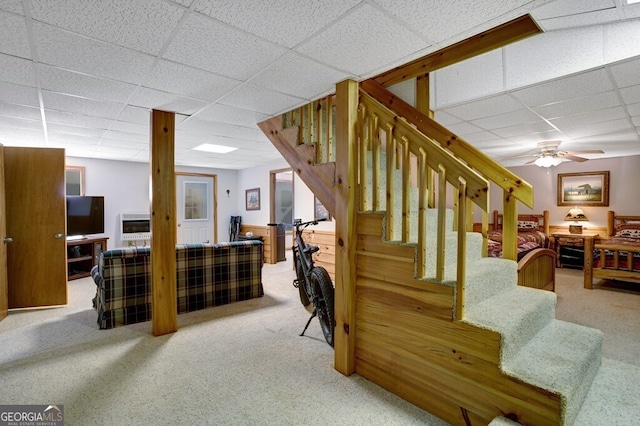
[616, 223, 640, 238]
[517, 220, 539, 231]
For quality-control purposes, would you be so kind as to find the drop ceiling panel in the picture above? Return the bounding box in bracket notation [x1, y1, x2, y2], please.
[249, 52, 349, 99]
[550, 106, 627, 132]
[227, 127, 270, 143]
[163, 13, 288, 81]
[510, 68, 614, 107]
[620, 85, 640, 104]
[560, 117, 633, 139]
[505, 27, 604, 89]
[33, 22, 156, 85]
[0, 53, 35, 86]
[491, 120, 555, 138]
[0, 0, 23, 15]
[190, 103, 270, 128]
[193, 0, 361, 49]
[127, 87, 209, 115]
[0, 102, 40, 121]
[434, 50, 504, 107]
[610, 57, 640, 88]
[295, 4, 427, 77]
[109, 121, 148, 135]
[628, 102, 640, 117]
[471, 109, 542, 131]
[42, 91, 123, 119]
[532, 91, 620, 119]
[531, 0, 616, 19]
[47, 123, 106, 138]
[177, 117, 241, 137]
[0, 83, 39, 107]
[438, 94, 523, 121]
[218, 84, 305, 116]
[37, 65, 137, 103]
[28, 0, 186, 55]
[0, 10, 31, 59]
[143, 60, 241, 102]
[536, 8, 621, 31]
[102, 130, 149, 144]
[604, 19, 640, 63]
[45, 110, 114, 129]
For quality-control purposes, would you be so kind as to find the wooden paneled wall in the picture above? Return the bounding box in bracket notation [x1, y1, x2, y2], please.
[239, 225, 272, 264]
[299, 228, 335, 282]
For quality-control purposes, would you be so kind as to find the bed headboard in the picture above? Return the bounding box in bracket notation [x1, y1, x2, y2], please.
[606, 210, 640, 236]
[492, 210, 550, 235]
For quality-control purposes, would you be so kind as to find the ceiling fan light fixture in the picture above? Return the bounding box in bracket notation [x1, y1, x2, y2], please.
[534, 156, 562, 167]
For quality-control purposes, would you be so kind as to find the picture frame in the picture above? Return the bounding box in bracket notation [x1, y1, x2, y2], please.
[245, 188, 260, 211]
[557, 171, 610, 207]
[314, 196, 331, 221]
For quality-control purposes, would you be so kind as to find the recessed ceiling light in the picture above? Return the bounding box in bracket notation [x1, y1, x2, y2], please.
[192, 143, 237, 154]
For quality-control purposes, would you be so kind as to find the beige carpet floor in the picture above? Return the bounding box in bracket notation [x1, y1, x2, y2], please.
[0, 257, 637, 425]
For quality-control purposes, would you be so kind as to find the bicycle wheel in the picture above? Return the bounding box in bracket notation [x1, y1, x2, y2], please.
[310, 267, 335, 346]
[293, 249, 310, 306]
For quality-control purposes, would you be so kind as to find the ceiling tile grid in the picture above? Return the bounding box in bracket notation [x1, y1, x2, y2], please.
[0, 0, 638, 168]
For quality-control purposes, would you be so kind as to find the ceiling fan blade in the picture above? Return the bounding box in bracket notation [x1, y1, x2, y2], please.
[565, 149, 604, 155]
[524, 157, 538, 165]
[505, 153, 539, 160]
[563, 154, 588, 162]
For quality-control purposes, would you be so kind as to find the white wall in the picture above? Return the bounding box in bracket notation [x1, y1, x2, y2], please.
[66, 157, 239, 247]
[237, 158, 336, 233]
[488, 154, 640, 230]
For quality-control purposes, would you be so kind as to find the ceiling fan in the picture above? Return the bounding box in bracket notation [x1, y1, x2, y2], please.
[509, 141, 604, 167]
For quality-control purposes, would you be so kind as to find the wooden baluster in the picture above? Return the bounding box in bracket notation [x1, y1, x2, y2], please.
[456, 177, 467, 320]
[371, 114, 380, 211]
[417, 148, 427, 278]
[401, 136, 411, 243]
[436, 165, 447, 282]
[358, 105, 368, 211]
[385, 123, 395, 241]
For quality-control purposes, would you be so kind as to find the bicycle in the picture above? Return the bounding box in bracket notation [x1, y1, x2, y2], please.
[292, 218, 335, 346]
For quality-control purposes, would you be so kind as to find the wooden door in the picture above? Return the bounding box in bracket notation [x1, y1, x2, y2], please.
[5, 147, 67, 308]
[0, 146, 7, 321]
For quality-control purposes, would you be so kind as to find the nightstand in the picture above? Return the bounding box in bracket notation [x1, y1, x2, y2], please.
[552, 231, 599, 270]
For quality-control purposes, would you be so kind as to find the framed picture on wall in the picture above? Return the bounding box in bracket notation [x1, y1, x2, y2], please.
[246, 188, 260, 211]
[557, 171, 610, 206]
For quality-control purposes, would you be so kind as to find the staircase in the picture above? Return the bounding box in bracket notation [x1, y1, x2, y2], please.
[259, 80, 640, 425]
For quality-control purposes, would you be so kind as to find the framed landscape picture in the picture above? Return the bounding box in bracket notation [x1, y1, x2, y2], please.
[557, 171, 609, 207]
[314, 196, 330, 221]
[245, 188, 260, 211]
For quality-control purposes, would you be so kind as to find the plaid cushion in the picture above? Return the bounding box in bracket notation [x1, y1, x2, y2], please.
[92, 241, 263, 329]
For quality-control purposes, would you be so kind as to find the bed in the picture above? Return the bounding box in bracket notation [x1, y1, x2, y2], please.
[488, 210, 556, 292]
[586, 211, 640, 289]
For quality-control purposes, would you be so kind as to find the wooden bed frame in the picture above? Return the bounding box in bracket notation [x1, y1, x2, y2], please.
[585, 211, 640, 288]
[491, 210, 556, 292]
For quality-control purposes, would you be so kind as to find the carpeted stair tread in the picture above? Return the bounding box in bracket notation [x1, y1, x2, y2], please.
[461, 257, 517, 306]
[503, 319, 603, 426]
[464, 286, 557, 363]
[574, 358, 640, 424]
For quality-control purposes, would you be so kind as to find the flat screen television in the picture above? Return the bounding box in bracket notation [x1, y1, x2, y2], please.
[66, 196, 105, 238]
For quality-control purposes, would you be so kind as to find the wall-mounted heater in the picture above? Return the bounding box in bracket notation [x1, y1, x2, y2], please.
[120, 213, 151, 241]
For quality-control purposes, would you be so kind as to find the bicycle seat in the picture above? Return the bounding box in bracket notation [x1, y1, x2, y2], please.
[303, 244, 320, 254]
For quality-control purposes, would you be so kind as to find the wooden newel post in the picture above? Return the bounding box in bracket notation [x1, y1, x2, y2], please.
[150, 109, 177, 336]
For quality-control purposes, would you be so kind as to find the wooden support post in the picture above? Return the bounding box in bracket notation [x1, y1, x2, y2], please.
[150, 109, 177, 336]
[334, 79, 359, 375]
[502, 190, 518, 261]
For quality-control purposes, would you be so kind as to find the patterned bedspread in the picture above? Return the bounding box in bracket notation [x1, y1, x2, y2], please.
[487, 230, 551, 260]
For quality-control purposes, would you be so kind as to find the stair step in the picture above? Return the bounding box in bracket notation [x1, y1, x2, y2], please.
[460, 257, 518, 307]
[574, 358, 640, 425]
[503, 320, 603, 426]
[464, 286, 556, 363]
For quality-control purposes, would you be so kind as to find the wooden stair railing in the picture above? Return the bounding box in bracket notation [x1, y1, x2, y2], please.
[360, 78, 534, 261]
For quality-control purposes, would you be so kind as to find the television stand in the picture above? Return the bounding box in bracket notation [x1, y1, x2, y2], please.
[67, 236, 109, 281]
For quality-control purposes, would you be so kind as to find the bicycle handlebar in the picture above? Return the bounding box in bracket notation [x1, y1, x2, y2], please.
[291, 217, 327, 231]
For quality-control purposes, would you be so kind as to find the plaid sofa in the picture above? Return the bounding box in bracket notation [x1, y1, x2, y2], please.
[91, 241, 264, 329]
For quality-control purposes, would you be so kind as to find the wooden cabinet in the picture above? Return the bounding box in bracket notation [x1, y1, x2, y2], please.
[67, 237, 108, 280]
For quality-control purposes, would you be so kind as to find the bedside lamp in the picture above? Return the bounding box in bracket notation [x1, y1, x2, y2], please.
[564, 207, 588, 234]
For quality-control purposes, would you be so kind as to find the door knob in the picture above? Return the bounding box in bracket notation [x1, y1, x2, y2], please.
[3, 237, 13, 243]
[55, 233, 64, 239]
